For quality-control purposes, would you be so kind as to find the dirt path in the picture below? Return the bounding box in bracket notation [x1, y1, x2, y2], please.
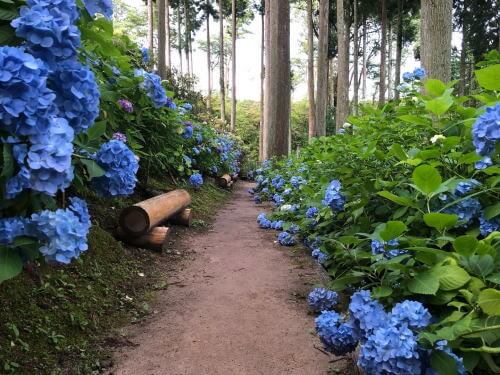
[110, 181, 333, 375]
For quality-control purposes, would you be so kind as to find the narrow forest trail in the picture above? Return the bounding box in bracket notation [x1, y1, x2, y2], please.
[110, 181, 335, 375]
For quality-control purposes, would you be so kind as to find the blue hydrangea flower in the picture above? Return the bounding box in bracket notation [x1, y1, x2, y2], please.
[277, 231, 295, 246]
[261, 187, 269, 194]
[315, 311, 358, 355]
[273, 193, 284, 206]
[271, 175, 285, 190]
[472, 104, 500, 156]
[182, 103, 192, 111]
[290, 176, 306, 188]
[371, 239, 407, 259]
[111, 66, 120, 75]
[308, 287, 338, 312]
[306, 207, 319, 218]
[182, 122, 193, 139]
[257, 213, 272, 229]
[390, 300, 431, 329]
[288, 223, 300, 234]
[135, 69, 168, 108]
[455, 179, 480, 197]
[189, 173, 203, 188]
[443, 197, 481, 226]
[192, 147, 200, 155]
[348, 290, 387, 339]
[475, 156, 493, 170]
[479, 214, 500, 236]
[312, 248, 328, 264]
[322, 180, 345, 211]
[283, 188, 292, 196]
[68, 196, 91, 232]
[83, 0, 113, 19]
[402, 71, 414, 81]
[0, 217, 29, 244]
[254, 194, 262, 204]
[195, 133, 203, 144]
[49, 59, 100, 134]
[165, 96, 176, 109]
[425, 340, 467, 375]
[413, 67, 426, 80]
[92, 140, 139, 197]
[140, 47, 150, 63]
[270, 220, 284, 230]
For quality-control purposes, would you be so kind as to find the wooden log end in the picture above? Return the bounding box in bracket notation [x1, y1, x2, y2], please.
[116, 226, 170, 250]
[169, 208, 192, 227]
[217, 174, 232, 188]
[119, 206, 150, 237]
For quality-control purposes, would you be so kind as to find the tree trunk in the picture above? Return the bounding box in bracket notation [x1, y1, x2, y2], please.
[184, 0, 190, 76]
[262, 0, 270, 157]
[230, 0, 237, 132]
[189, 36, 194, 75]
[315, 0, 329, 136]
[394, 0, 402, 100]
[420, 0, 453, 82]
[459, 0, 468, 96]
[259, 5, 264, 160]
[353, 0, 359, 114]
[361, 15, 367, 100]
[157, 0, 166, 78]
[147, 0, 154, 54]
[378, 0, 387, 106]
[166, 0, 171, 69]
[263, 0, 290, 158]
[206, 4, 212, 111]
[335, 0, 349, 130]
[387, 23, 393, 100]
[177, 6, 183, 74]
[218, 0, 226, 125]
[306, 0, 316, 139]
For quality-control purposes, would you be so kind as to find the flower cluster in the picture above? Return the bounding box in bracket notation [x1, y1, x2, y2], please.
[306, 207, 319, 218]
[92, 140, 139, 196]
[322, 180, 345, 211]
[479, 215, 500, 237]
[371, 239, 407, 259]
[83, 0, 113, 19]
[271, 175, 285, 190]
[182, 122, 194, 139]
[189, 173, 203, 188]
[112, 132, 127, 142]
[312, 248, 328, 264]
[272, 193, 284, 206]
[0, 217, 29, 245]
[178, 102, 192, 115]
[315, 311, 358, 356]
[307, 287, 338, 312]
[472, 103, 500, 156]
[118, 99, 133, 113]
[277, 231, 296, 246]
[257, 213, 272, 229]
[402, 67, 426, 82]
[290, 176, 306, 188]
[135, 69, 168, 108]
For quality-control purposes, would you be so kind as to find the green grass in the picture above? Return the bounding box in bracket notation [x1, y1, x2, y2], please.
[0, 180, 231, 374]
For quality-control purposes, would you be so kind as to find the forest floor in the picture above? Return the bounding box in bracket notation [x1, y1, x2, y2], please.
[109, 181, 352, 375]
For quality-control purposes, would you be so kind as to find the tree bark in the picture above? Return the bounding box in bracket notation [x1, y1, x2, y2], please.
[361, 15, 367, 100]
[335, 0, 349, 130]
[262, 0, 270, 158]
[420, 0, 453, 82]
[147, 0, 154, 54]
[206, 3, 212, 110]
[459, 0, 468, 96]
[306, 0, 316, 139]
[219, 0, 226, 125]
[315, 0, 329, 136]
[353, 0, 359, 114]
[387, 22, 393, 100]
[263, 0, 290, 158]
[394, 0, 402, 100]
[166, 0, 171, 69]
[378, 0, 387, 106]
[177, 6, 183, 74]
[259, 4, 264, 160]
[184, 0, 190, 76]
[230, 0, 237, 132]
[157, 0, 166, 78]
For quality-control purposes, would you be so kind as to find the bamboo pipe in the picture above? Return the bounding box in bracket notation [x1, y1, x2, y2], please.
[116, 226, 170, 250]
[169, 208, 192, 226]
[119, 189, 191, 236]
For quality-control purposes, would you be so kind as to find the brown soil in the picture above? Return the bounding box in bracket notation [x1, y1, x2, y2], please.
[109, 181, 344, 375]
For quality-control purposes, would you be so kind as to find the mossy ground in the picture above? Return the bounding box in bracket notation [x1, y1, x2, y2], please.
[0, 179, 231, 375]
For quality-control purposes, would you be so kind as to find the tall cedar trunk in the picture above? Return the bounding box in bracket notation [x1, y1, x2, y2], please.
[387, 23, 393, 100]
[329, 58, 335, 107]
[157, 0, 166, 78]
[378, 0, 387, 106]
[335, 0, 349, 131]
[184, 0, 190, 75]
[189, 37, 194, 75]
[206, 3, 212, 110]
[459, 0, 468, 96]
[420, 0, 453, 82]
[259, 5, 264, 160]
[394, 0, 402, 100]
[306, 0, 316, 139]
[147, 0, 154, 53]
[361, 16, 367, 100]
[166, 0, 171, 68]
[177, 6, 183, 74]
[262, 0, 270, 157]
[218, 0, 226, 125]
[352, 0, 359, 114]
[263, 0, 290, 158]
[230, 0, 237, 132]
[315, 0, 329, 137]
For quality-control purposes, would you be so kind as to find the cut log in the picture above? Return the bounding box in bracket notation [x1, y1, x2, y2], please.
[217, 174, 232, 188]
[116, 226, 170, 250]
[119, 189, 191, 236]
[169, 208, 192, 226]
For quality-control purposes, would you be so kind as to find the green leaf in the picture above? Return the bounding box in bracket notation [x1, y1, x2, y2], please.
[372, 286, 393, 298]
[486, 273, 500, 284]
[477, 289, 500, 316]
[389, 144, 408, 160]
[475, 64, 500, 91]
[81, 159, 106, 178]
[398, 115, 431, 126]
[484, 202, 500, 220]
[379, 221, 407, 241]
[430, 350, 458, 375]
[0, 247, 22, 283]
[466, 255, 495, 278]
[425, 94, 454, 116]
[423, 213, 458, 230]
[412, 165, 442, 195]
[0, 7, 18, 20]
[438, 265, 471, 291]
[453, 235, 478, 257]
[425, 79, 447, 96]
[408, 269, 440, 295]
[1, 143, 14, 179]
[0, 24, 15, 44]
[86, 120, 107, 140]
[377, 191, 417, 208]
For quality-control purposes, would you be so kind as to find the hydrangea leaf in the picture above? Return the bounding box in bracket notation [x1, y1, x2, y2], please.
[484, 202, 500, 220]
[425, 93, 454, 116]
[0, 246, 22, 283]
[412, 165, 442, 196]
[425, 79, 447, 97]
[438, 265, 471, 291]
[430, 350, 458, 375]
[465, 255, 495, 279]
[477, 289, 500, 316]
[398, 115, 431, 126]
[378, 221, 407, 242]
[408, 269, 440, 295]
[1, 144, 14, 179]
[81, 159, 106, 179]
[372, 286, 393, 298]
[474, 64, 500, 91]
[453, 235, 478, 257]
[423, 213, 458, 230]
[377, 191, 417, 208]
[87, 120, 107, 141]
